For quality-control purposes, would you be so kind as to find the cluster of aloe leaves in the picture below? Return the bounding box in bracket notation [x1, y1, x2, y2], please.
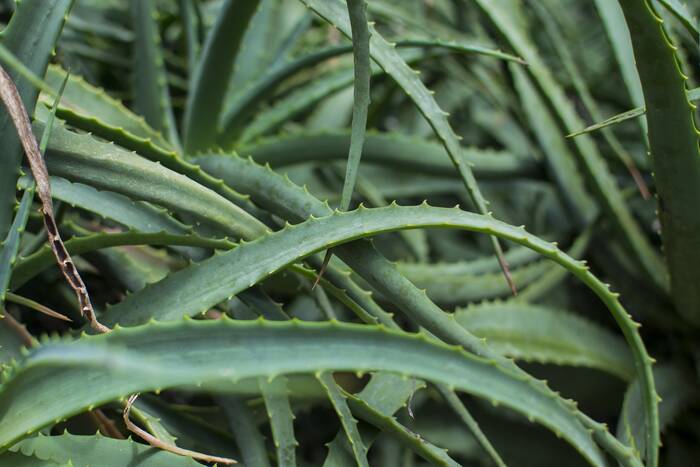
[0, 0, 698, 465]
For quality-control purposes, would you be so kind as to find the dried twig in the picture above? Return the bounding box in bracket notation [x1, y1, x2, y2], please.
[0, 64, 109, 333]
[89, 409, 124, 440]
[123, 394, 237, 464]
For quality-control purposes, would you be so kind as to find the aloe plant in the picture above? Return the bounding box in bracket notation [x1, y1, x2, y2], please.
[0, 0, 698, 466]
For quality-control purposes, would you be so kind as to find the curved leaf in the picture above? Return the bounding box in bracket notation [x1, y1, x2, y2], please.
[0, 319, 604, 465]
[455, 301, 635, 380]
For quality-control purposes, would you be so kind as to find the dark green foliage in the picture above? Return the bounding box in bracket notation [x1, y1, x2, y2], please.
[0, 1, 698, 466]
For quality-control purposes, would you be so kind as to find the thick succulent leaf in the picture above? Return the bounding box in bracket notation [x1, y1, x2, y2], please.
[568, 86, 700, 137]
[0, 0, 73, 239]
[219, 39, 524, 144]
[240, 130, 539, 179]
[338, 0, 371, 212]
[657, 0, 698, 37]
[260, 377, 297, 467]
[182, 0, 261, 153]
[195, 154, 646, 465]
[318, 372, 369, 467]
[11, 229, 232, 291]
[131, 0, 180, 148]
[9, 432, 202, 466]
[94, 203, 649, 464]
[0, 319, 603, 466]
[300, 0, 511, 284]
[41, 124, 265, 241]
[476, 0, 667, 293]
[455, 302, 635, 380]
[42, 66, 172, 150]
[618, 0, 700, 331]
[593, 0, 646, 120]
[219, 396, 272, 467]
[511, 65, 596, 226]
[617, 365, 697, 462]
[0, 189, 33, 303]
[344, 391, 460, 467]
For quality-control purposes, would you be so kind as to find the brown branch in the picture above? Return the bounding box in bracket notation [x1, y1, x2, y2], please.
[0, 64, 109, 333]
[89, 409, 124, 440]
[123, 394, 237, 464]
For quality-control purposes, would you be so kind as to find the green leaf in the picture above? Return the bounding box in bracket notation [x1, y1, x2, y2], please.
[318, 372, 369, 467]
[657, 0, 699, 37]
[9, 432, 202, 466]
[131, 0, 180, 148]
[455, 301, 635, 380]
[0, 0, 73, 239]
[259, 377, 297, 467]
[339, 0, 371, 212]
[618, 0, 700, 333]
[43, 66, 172, 150]
[194, 155, 644, 466]
[241, 130, 538, 179]
[41, 124, 266, 241]
[616, 365, 697, 462]
[475, 0, 667, 295]
[219, 396, 272, 467]
[343, 390, 460, 467]
[567, 86, 699, 137]
[0, 319, 603, 466]
[182, 0, 261, 153]
[219, 39, 525, 144]
[300, 0, 514, 291]
[593, 0, 646, 119]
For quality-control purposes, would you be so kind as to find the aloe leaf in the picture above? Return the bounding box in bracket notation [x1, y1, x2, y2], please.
[318, 372, 369, 467]
[42, 66, 172, 150]
[400, 259, 550, 307]
[1, 69, 68, 305]
[396, 247, 541, 277]
[195, 153, 645, 465]
[9, 432, 202, 466]
[616, 365, 697, 462]
[0, 319, 603, 465]
[533, 2, 649, 198]
[182, 0, 261, 153]
[568, 86, 700, 137]
[593, 0, 646, 123]
[456, 302, 635, 380]
[338, 0, 371, 213]
[0, 451, 64, 466]
[11, 229, 232, 291]
[657, 0, 699, 37]
[0, 311, 30, 365]
[511, 65, 596, 225]
[259, 377, 297, 467]
[0, 190, 33, 305]
[436, 386, 506, 467]
[219, 396, 272, 467]
[178, 0, 202, 74]
[0, 0, 73, 240]
[241, 130, 538, 179]
[343, 390, 460, 467]
[324, 374, 421, 466]
[220, 39, 523, 147]
[301, 0, 520, 293]
[41, 124, 265, 241]
[131, 0, 180, 148]
[476, 0, 667, 294]
[99, 203, 651, 463]
[39, 125, 389, 326]
[618, 0, 700, 334]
